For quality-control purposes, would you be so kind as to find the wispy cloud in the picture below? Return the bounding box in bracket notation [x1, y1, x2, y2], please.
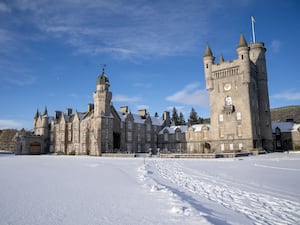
[166, 83, 209, 107]
[0, 119, 24, 129]
[271, 90, 300, 101]
[270, 40, 281, 53]
[113, 94, 141, 102]
[5, 0, 213, 60]
[136, 105, 149, 110]
[0, 2, 10, 12]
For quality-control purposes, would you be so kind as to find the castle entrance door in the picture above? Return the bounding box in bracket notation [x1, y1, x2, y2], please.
[113, 132, 120, 151]
[30, 142, 41, 154]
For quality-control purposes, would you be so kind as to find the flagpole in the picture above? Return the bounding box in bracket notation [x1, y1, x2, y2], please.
[251, 16, 256, 43]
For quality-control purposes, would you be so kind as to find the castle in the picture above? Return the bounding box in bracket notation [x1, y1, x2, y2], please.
[15, 34, 300, 155]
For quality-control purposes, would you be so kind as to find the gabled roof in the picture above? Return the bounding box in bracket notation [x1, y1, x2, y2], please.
[272, 122, 300, 132]
[117, 111, 164, 126]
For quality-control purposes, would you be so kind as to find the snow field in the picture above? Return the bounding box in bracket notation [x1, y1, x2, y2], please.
[144, 159, 300, 225]
[0, 153, 299, 225]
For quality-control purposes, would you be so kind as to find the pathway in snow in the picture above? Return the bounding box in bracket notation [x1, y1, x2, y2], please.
[143, 160, 300, 225]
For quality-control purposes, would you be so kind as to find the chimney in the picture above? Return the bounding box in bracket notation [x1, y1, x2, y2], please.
[88, 103, 94, 112]
[66, 108, 72, 116]
[138, 109, 147, 119]
[54, 111, 62, 120]
[163, 111, 170, 121]
[120, 106, 128, 115]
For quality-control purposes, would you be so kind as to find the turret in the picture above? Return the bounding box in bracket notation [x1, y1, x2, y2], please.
[249, 42, 267, 81]
[203, 45, 215, 91]
[236, 34, 250, 83]
[41, 106, 49, 137]
[93, 68, 112, 117]
[250, 42, 272, 150]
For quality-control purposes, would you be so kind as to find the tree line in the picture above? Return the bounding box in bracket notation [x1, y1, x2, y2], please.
[171, 107, 204, 126]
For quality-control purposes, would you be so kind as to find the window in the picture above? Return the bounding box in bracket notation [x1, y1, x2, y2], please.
[127, 132, 132, 141]
[128, 121, 132, 129]
[164, 132, 168, 141]
[175, 132, 180, 141]
[219, 114, 224, 122]
[147, 123, 151, 131]
[146, 133, 151, 142]
[236, 112, 242, 121]
[137, 133, 141, 142]
[238, 143, 243, 150]
[229, 143, 234, 150]
[221, 143, 225, 151]
[68, 130, 72, 141]
[219, 127, 224, 138]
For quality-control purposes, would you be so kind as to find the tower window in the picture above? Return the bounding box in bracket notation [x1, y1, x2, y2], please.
[241, 55, 244, 60]
[206, 64, 208, 68]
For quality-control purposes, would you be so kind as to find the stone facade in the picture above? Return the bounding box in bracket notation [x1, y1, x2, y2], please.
[203, 34, 273, 153]
[17, 70, 171, 155]
[272, 122, 300, 151]
[15, 34, 300, 155]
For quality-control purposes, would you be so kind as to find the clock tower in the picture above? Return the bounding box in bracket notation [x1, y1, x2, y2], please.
[203, 34, 273, 153]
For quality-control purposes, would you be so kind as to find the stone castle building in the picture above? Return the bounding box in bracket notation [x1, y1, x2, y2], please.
[15, 34, 300, 155]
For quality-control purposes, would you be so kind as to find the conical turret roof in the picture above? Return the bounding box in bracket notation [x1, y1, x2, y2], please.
[219, 54, 224, 63]
[237, 34, 248, 48]
[34, 109, 40, 120]
[204, 45, 213, 57]
[43, 106, 48, 116]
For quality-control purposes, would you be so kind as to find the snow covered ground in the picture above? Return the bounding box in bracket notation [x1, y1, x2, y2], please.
[0, 153, 299, 225]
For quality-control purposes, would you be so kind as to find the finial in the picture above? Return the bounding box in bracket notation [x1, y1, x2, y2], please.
[101, 64, 106, 73]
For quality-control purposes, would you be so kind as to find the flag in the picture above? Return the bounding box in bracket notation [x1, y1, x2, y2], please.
[251, 16, 256, 23]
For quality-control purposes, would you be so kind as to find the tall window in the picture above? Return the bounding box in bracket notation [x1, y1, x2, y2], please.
[164, 132, 168, 141]
[175, 132, 180, 141]
[147, 123, 151, 131]
[236, 112, 242, 121]
[146, 133, 151, 142]
[127, 132, 132, 141]
[128, 121, 132, 129]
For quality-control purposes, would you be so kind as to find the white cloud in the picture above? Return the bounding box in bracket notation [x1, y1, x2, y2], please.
[136, 105, 149, 110]
[271, 91, 300, 101]
[270, 40, 281, 53]
[0, 119, 24, 129]
[165, 83, 209, 107]
[113, 94, 141, 102]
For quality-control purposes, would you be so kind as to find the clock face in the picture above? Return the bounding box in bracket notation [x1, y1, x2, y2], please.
[224, 83, 231, 91]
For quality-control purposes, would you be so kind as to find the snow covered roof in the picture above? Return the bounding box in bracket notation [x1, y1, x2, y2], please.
[151, 116, 164, 126]
[272, 122, 300, 132]
[158, 124, 210, 134]
[117, 112, 164, 126]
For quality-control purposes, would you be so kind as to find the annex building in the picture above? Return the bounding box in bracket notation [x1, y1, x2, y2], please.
[15, 34, 300, 155]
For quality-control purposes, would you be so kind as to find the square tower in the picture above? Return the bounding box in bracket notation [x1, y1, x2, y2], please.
[203, 34, 273, 153]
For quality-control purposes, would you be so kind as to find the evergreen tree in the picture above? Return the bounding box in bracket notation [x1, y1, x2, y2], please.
[178, 112, 186, 125]
[188, 107, 199, 125]
[172, 107, 179, 125]
[154, 112, 159, 117]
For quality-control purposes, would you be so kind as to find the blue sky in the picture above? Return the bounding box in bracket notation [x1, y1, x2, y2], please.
[0, 0, 299, 129]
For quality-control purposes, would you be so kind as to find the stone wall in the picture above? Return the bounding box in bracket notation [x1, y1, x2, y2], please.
[0, 129, 18, 152]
